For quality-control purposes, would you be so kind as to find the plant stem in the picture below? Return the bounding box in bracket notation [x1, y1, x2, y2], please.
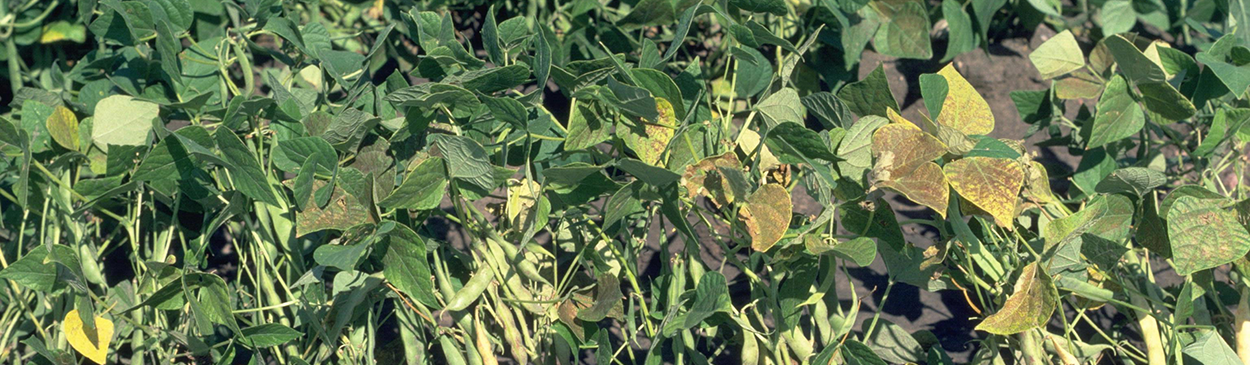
[1235, 286, 1250, 364]
[1126, 252, 1165, 365]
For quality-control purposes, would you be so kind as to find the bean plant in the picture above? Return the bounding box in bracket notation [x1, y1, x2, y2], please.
[0, 0, 1248, 364]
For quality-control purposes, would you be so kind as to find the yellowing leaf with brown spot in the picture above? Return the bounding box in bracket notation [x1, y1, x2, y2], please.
[63, 309, 113, 364]
[878, 161, 949, 218]
[47, 105, 80, 150]
[618, 97, 677, 166]
[975, 263, 1057, 335]
[739, 184, 792, 252]
[944, 157, 1024, 227]
[871, 120, 947, 176]
[682, 153, 742, 207]
[935, 65, 994, 136]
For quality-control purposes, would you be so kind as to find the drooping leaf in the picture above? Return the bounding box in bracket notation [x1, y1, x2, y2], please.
[63, 309, 113, 365]
[975, 263, 1057, 335]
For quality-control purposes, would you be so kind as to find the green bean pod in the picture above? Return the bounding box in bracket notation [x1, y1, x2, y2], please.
[444, 264, 495, 312]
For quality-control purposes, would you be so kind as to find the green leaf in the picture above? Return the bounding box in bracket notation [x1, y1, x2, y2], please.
[964, 137, 1021, 159]
[0, 249, 59, 292]
[872, 0, 932, 60]
[756, 88, 805, 127]
[682, 271, 730, 329]
[728, 0, 787, 16]
[378, 157, 448, 211]
[1100, 0, 1136, 35]
[837, 116, 889, 184]
[383, 224, 439, 308]
[1029, 30, 1084, 79]
[132, 130, 201, 182]
[764, 122, 838, 162]
[240, 324, 301, 348]
[323, 108, 380, 152]
[272, 137, 337, 175]
[482, 5, 503, 66]
[1168, 196, 1250, 276]
[431, 135, 496, 193]
[214, 129, 280, 206]
[732, 46, 772, 98]
[1137, 81, 1196, 121]
[919, 74, 948, 119]
[617, 158, 680, 187]
[974, 263, 1058, 335]
[1103, 35, 1167, 84]
[940, 0, 975, 62]
[1095, 167, 1166, 196]
[314, 240, 370, 271]
[808, 236, 877, 266]
[565, 99, 611, 150]
[144, 0, 193, 32]
[631, 68, 686, 121]
[293, 152, 319, 212]
[1183, 330, 1242, 365]
[603, 78, 659, 122]
[155, 20, 182, 86]
[458, 64, 531, 93]
[577, 273, 623, 322]
[1087, 75, 1145, 149]
[93, 95, 158, 152]
[1196, 36, 1250, 98]
[842, 340, 888, 365]
[838, 64, 899, 118]
[801, 92, 852, 129]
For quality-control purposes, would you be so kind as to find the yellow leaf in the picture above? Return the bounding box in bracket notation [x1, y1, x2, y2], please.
[878, 161, 949, 218]
[739, 184, 792, 252]
[618, 97, 677, 166]
[935, 65, 994, 136]
[506, 178, 542, 227]
[47, 105, 80, 150]
[871, 120, 947, 176]
[63, 309, 113, 364]
[944, 157, 1024, 227]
